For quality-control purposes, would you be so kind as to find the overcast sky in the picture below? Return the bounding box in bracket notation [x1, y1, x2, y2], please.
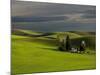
[11, 0, 96, 23]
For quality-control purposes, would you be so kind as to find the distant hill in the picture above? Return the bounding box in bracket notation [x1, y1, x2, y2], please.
[12, 16, 68, 22]
[12, 29, 95, 50]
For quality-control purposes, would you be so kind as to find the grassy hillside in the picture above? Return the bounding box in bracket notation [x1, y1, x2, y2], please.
[11, 30, 96, 75]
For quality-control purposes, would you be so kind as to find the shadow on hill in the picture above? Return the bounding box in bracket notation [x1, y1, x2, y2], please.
[29, 38, 58, 46]
[44, 36, 56, 39]
[38, 47, 58, 51]
[37, 46, 69, 53]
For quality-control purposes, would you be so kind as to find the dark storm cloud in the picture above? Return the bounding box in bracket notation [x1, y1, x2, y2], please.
[12, 0, 95, 16]
[12, 16, 68, 22]
[81, 9, 96, 18]
[11, 0, 96, 23]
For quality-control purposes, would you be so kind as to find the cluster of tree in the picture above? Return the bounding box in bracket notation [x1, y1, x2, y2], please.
[57, 34, 86, 53]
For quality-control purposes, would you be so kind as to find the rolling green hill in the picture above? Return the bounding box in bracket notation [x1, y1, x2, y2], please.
[11, 30, 96, 75]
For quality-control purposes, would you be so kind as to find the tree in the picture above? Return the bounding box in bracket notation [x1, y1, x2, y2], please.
[65, 35, 71, 51]
[58, 39, 65, 51]
[79, 40, 86, 53]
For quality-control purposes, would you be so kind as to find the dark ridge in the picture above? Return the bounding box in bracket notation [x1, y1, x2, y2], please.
[11, 16, 68, 22]
[12, 29, 54, 37]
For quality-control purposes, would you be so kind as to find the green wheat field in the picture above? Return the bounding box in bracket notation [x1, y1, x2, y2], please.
[11, 29, 96, 75]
